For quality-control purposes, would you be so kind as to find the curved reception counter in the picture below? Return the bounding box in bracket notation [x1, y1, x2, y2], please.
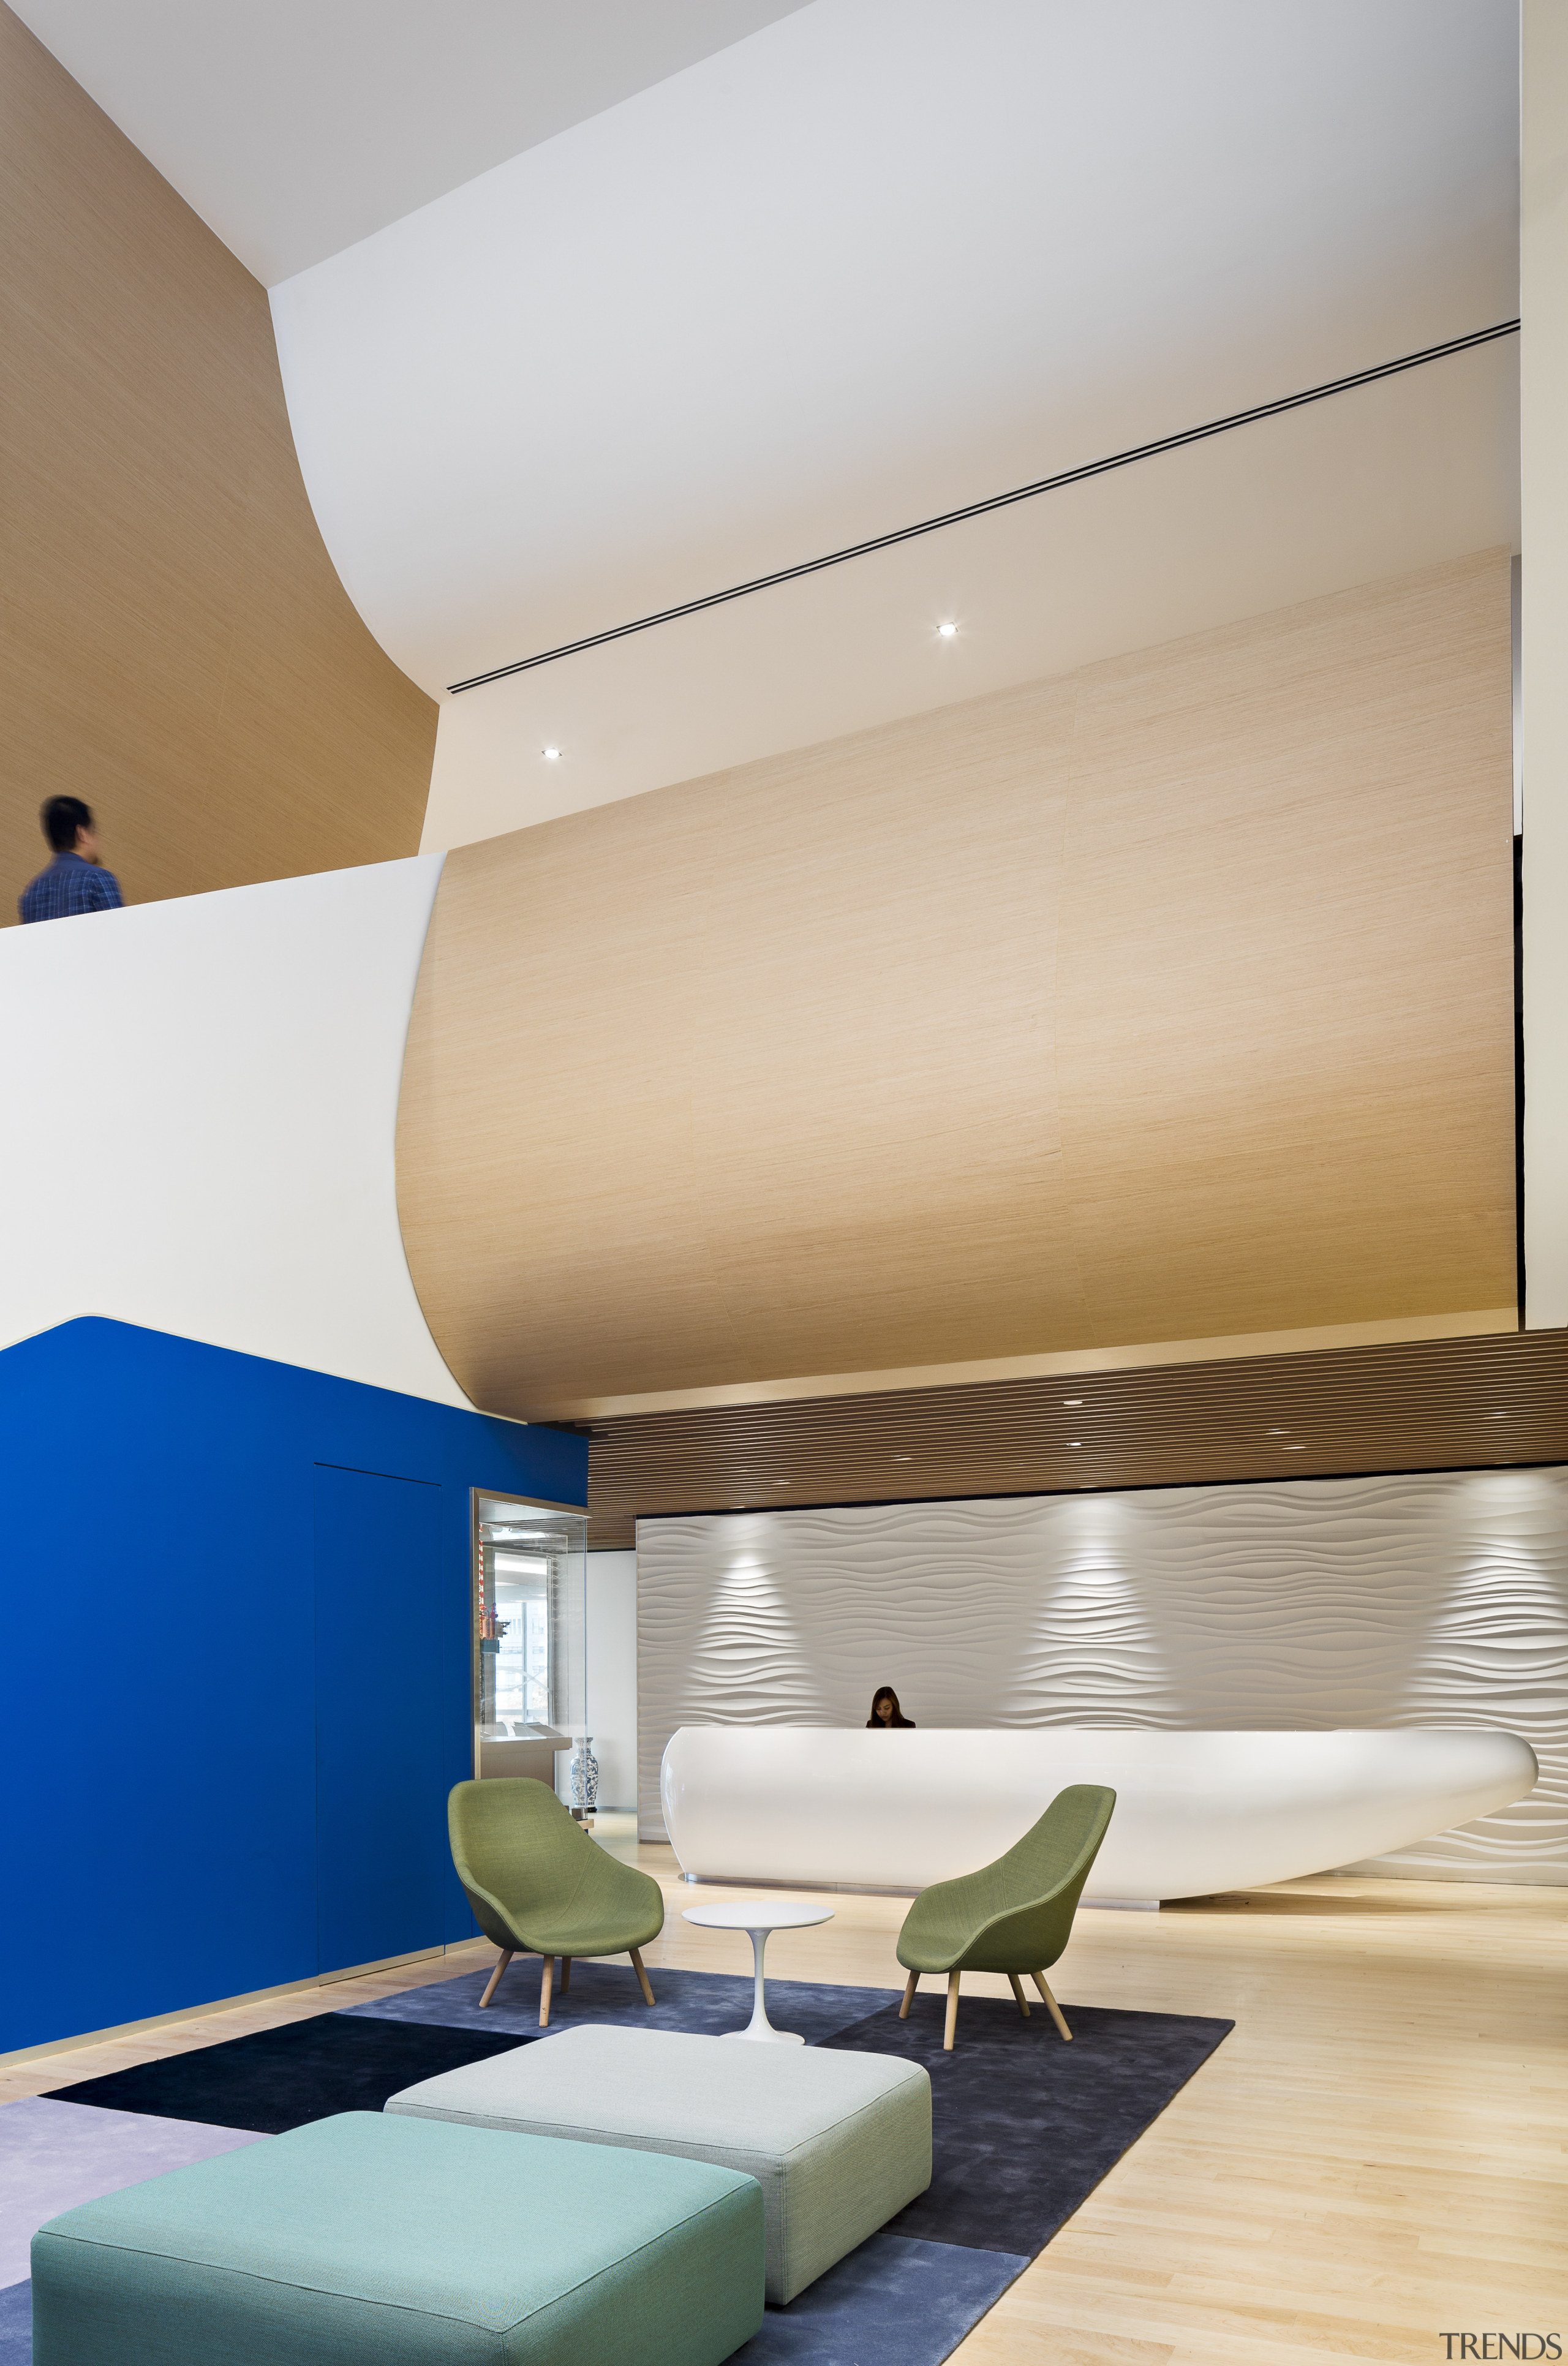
[659, 1726, 1539, 1902]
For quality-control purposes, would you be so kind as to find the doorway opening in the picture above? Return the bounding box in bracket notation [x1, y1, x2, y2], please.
[472, 1493, 587, 1804]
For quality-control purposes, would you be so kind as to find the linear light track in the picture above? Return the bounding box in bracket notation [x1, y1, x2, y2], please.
[448, 318, 1520, 695]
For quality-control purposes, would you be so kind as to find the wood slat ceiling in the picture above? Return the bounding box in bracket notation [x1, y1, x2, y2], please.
[578, 1327, 1568, 1549]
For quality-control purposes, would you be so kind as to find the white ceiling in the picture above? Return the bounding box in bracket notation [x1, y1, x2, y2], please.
[420, 334, 1520, 851]
[9, 0, 812, 282]
[18, 0, 1520, 851]
[267, 0, 1518, 698]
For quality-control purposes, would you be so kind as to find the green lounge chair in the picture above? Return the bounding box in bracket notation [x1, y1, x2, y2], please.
[895, 1784, 1115, 2051]
[448, 1777, 666, 2025]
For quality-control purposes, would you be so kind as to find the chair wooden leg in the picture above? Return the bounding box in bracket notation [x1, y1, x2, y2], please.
[538, 1956, 554, 2027]
[1008, 1972, 1031, 2018]
[479, 1950, 513, 2008]
[1031, 1969, 1072, 2040]
[944, 1970, 960, 2051]
[630, 1946, 655, 2006]
[560, 1956, 571, 1994]
[899, 1971, 918, 2020]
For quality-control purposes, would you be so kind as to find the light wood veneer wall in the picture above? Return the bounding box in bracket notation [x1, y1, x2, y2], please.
[0, 4, 436, 923]
[398, 549, 1515, 1420]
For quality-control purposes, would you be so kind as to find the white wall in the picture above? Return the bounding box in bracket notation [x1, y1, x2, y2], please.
[637, 1474, 1568, 1883]
[586, 1551, 638, 1809]
[0, 856, 470, 1405]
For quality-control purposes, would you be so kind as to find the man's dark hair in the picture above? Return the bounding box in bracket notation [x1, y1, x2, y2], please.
[42, 796, 93, 853]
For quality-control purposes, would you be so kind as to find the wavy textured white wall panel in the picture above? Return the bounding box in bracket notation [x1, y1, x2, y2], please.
[636, 1472, 1568, 1883]
[0, 859, 471, 1406]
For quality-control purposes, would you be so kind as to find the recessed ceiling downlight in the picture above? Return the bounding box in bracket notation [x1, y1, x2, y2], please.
[937, 621, 957, 638]
[542, 745, 561, 759]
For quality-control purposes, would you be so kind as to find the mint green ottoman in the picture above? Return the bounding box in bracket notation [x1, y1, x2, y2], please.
[31, 2109, 764, 2366]
[387, 2026, 932, 2305]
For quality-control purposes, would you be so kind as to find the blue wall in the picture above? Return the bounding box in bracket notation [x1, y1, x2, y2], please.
[0, 1318, 587, 2057]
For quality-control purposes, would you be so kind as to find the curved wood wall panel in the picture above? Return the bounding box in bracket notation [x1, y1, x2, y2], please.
[0, 5, 436, 923]
[398, 550, 1514, 1420]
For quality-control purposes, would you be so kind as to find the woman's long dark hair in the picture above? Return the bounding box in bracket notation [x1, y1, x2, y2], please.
[866, 1685, 914, 1728]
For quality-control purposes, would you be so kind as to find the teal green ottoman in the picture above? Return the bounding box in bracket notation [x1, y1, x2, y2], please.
[31, 2109, 764, 2366]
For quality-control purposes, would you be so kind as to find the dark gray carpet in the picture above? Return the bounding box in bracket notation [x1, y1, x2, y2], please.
[0, 2283, 29, 2365]
[824, 1991, 1232, 2256]
[344, 1956, 891, 2045]
[40, 2016, 526, 2135]
[732, 2234, 1028, 2365]
[26, 1967, 1234, 2366]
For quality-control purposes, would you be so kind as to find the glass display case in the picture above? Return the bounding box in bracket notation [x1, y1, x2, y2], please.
[472, 1492, 587, 1801]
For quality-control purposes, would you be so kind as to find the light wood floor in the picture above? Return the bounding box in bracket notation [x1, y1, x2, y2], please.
[4, 1856, 1562, 2364]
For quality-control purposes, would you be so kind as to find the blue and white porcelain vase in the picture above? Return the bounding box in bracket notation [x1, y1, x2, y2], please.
[570, 1736, 600, 1812]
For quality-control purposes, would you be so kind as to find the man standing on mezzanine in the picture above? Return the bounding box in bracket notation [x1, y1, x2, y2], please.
[18, 797, 124, 924]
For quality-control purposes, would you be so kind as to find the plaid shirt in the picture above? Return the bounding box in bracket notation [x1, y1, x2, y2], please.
[18, 851, 124, 924]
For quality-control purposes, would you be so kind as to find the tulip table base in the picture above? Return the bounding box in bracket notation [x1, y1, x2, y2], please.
[680, 1898, 835, 2043]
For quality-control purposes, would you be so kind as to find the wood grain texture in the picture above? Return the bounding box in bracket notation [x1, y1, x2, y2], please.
[580, 1324, 1568, 1550]
[398, 551, 1515, 1417]
[4, 1867, 1561, 2366]
[0, 2, 435, 922]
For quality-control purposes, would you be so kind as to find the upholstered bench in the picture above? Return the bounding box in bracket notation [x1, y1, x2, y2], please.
[387, 2024, 932, 2305]
[30, 2108, 764, 2366]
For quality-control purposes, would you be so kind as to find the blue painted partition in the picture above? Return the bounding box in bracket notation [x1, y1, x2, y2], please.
[313, 1465, 447, 1975]
[0, 1318, 587, 2059]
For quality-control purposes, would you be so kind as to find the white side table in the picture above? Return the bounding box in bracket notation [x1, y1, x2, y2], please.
[680, 1897, 835, 2043]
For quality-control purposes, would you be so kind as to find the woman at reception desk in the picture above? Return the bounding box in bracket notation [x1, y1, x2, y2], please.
[658, 1725, 1539, 1904]
[867, 1687, 915, 1729]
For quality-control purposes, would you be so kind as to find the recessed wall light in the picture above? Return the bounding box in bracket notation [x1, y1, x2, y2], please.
[892, 1455, 912, 1462]
[1069, 1441, 1083, 1448]
[1283, 1444, 1305, 1452]
[1063, 1398, 1084, 1407]
[1266, 1427, 1290, 1436]
[937, 621, 957, 638]
[542, 746, 561, 759]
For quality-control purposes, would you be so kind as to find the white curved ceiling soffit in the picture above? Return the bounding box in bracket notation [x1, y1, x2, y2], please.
[262, 2, 1516, 657]
[264, 0, 1518, 842]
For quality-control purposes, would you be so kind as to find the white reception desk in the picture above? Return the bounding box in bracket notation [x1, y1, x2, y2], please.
[658, 1726, 1538, 1902]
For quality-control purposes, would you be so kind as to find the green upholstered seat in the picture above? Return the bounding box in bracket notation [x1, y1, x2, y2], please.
[895, 1784, 1115, 2050]
[31, 2109, 764, 2366]
[448, 1777, 665, 2021]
